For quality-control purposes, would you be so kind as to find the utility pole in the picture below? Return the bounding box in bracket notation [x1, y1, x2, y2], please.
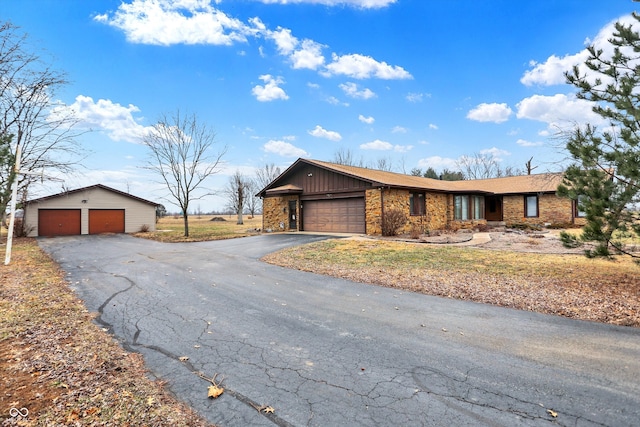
[5, 143, 21, 265]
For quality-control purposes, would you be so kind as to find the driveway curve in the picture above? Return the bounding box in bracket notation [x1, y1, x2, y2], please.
[38, 234, 640, 427]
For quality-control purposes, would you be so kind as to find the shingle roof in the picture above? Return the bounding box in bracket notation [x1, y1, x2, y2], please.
[305, 159, 563, 195]
[26, 184, 160, 206]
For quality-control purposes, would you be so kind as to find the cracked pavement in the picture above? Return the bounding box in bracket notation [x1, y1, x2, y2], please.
[38, 234, 640, 426]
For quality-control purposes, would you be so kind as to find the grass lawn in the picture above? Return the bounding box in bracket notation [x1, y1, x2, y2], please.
[136, 214, 263, 242]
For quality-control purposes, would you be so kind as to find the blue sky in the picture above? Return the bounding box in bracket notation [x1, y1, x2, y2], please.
[3, 0, 637, 212]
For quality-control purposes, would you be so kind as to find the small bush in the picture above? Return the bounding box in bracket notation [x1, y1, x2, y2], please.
[475, 223, 489, 232]
[381, 208, 407, 237]
[139, 224, 150, 233]
[409, 223, 422, 239]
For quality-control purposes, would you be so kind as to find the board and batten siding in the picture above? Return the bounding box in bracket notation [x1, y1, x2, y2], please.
[24, 187, 156, 237]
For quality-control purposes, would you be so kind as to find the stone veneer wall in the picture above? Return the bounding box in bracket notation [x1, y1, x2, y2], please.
[444, 194, 488, 230]
[365, 189, 382, 235]
[262, 196, 298, 232]
[503, 194, 578, 226]
[365, 189, 449, 235]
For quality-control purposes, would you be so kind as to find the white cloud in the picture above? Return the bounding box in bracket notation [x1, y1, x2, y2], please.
[359, 114, 375, 124]
[521, 14, 639, 86]
[466, 102, 512, 123]
[520, 52, 588, 87]
[257, 0, 397, 8]
[93, 0, 256, 46]
[308, 125, 342, 141]
[290, 39, 326, 70]
[324, 53, 412, 79]
[428, 123, 438, 130]
[516, 93, 603, 126]
[252, 74, 289, 102]
[417, 156, 458, 170]
[406, 92, 430, 103]
[516, 139, 544, 147]
[360, 139, 412, 153]
[263, 140, 309, 157]
[392, 126, 407, 133]
[54, 95, 151, 143]
[270, 26, 297, 55]
[339, 82, 376, 99]
[480, 147, 510, 161]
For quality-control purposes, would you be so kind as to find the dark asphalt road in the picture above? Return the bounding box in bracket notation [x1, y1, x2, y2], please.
[38, 234, 640, 427]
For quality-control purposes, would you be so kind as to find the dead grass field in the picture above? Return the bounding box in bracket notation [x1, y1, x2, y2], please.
[262, 237, 640, 327]
[136, 214, 263, 242]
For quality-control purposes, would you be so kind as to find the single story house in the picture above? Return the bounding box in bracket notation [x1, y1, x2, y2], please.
[23, 184, 159, 237]
[257, 158, 587, 235]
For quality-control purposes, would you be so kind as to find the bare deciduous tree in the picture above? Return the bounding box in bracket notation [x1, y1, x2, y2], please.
[143, 110, 226, 236]
[225, 170, 250, 225]
[0, 21, 83, 219]
[456, 152, 521, 179]
[255, 163, 281, 190]
[332, 148, 364, 167]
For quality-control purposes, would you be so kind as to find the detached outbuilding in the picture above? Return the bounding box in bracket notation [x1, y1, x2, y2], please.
[23, 184, 159, 237]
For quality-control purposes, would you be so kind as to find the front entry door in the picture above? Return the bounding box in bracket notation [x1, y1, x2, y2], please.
[485, 196, 503, 221]
[288, 200, 297, 230]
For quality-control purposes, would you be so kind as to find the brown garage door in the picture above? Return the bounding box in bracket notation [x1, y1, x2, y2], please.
[38, 209, 81, 237]
[302, 198, 365, 233]
[89, 209, 125, 234]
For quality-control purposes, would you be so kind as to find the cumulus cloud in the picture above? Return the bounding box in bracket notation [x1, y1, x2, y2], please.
[339, 82, 376, 99]
[290, 39, 326, 70]
[95, 0, 410, 82]
[324, 53, 412, 79]
[257, 0, 397, 8]
[263, 139, 309, 157]
[480, 147, 510, 161]
[252, 75, 289, 102]
[521, 14, 639, 86]
[392, 126, 407, 133]
[53, 95, 152, 143]
[516, 93, 603, 126]
[417, 156, 458, 170]
[359, 114, 375, 124]
[360, 139, 412, 153]
[93, 0, 256, 46]
[428, 123, 438, 130]
[308, 125, 342, 141]
[466, 103, 513, 123]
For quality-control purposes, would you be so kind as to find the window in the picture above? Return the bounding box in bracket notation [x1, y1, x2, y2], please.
[525, 195, 538, 217]
[410, 192, 426, 216]
[454, 195, 484, 220]
[575, 195, 587, 218]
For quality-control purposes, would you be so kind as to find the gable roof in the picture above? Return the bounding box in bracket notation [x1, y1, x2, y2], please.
[26, 184, 160, 206]
[260, 158, 563, 196]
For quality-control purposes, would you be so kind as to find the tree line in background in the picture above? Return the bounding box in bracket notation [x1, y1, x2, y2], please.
[1, 16, 639, 260]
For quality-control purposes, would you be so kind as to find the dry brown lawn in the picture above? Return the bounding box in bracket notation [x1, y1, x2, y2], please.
[262, 234, 640, 327]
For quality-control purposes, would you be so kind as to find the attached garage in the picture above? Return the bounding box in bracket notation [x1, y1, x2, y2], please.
[38, 209, 81, 237]
[89, 209, 125, 234]
[24, 184, 158, 237]
[302, 198, 365, 233]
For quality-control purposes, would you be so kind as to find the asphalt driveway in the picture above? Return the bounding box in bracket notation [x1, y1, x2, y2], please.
[38, 234, 640, 426]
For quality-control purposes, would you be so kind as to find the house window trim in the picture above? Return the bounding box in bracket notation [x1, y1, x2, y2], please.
[454, 194, 484, 221]
[574, 195, 587, 218]
[524, 195, 539, 218]
[410, 192, 426, 216]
